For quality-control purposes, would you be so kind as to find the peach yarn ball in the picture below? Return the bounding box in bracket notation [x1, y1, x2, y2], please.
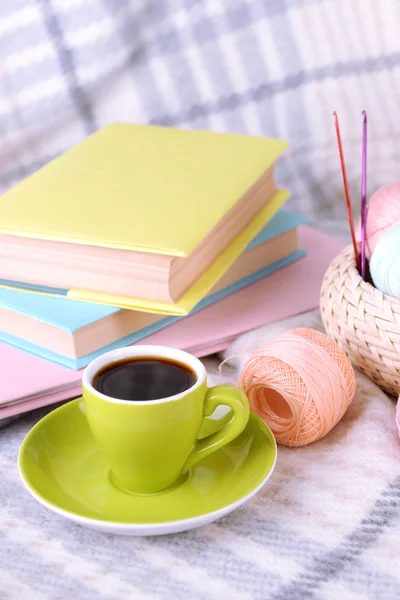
[355, 182, 400, 259]
[238, 328, 356, 447]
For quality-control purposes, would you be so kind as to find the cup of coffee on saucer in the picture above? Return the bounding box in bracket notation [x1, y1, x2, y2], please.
[19, 345, 277, 536]
[82, 345, 250, 495]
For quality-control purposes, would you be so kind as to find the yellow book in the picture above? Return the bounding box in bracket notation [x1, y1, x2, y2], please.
[0, 123, 288, 314]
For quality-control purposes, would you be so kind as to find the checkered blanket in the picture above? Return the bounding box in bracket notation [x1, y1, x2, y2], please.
[1, 2, 400, 597]
[1, 310, 399, 600]
[1, 0, 400, 227]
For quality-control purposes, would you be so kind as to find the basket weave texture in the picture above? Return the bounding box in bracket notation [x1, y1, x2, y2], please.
[320, 245, 400, 396]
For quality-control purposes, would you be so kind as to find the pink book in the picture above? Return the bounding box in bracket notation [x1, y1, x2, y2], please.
[0, 226, 343, 419]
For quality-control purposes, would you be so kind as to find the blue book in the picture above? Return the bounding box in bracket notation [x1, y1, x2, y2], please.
[0, 210, 307, 369]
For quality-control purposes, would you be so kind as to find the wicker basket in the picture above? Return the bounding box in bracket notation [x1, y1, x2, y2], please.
[320, 245, 400, 396]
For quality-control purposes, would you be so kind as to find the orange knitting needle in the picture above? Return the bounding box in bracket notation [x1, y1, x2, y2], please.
[333, 112, 361, 272]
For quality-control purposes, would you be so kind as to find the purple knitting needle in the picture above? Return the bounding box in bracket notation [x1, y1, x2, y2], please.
[361, 111, 367, 280]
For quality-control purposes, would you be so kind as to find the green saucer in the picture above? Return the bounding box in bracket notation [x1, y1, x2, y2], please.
[19, 399, 277, 536]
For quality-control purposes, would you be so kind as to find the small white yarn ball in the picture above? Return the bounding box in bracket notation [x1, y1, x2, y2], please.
[370, 221, 400, 298]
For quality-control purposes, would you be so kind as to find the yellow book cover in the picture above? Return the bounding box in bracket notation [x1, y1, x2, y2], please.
[0, 123, 289, 314]
[0, 122, 287, 256]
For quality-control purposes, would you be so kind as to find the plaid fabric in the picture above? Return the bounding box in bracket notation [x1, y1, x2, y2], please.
[0, 0, 399, 227]
[1, 310, 400, 599]
[1, 2, 400, 597]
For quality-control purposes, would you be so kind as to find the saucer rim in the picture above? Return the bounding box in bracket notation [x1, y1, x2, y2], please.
[18, 400, 277, 535]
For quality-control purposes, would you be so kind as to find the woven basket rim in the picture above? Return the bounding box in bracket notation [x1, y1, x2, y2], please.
[341, 244, 400, 307]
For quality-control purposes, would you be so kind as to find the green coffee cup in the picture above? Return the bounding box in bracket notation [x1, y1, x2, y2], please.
[82, 345, 250, 494]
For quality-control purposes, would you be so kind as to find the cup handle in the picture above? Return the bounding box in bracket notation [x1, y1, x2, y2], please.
[183, 385, 250, 471]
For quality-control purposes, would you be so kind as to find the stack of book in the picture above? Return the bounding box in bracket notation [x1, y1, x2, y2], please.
[0, 124, 343, 418]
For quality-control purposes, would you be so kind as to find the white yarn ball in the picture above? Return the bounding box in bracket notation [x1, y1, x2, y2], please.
[370, 221, 400, 298]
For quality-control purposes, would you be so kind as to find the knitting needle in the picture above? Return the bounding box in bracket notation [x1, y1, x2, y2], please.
[361, 110, 367, 280]
[333, 111, 361, 272]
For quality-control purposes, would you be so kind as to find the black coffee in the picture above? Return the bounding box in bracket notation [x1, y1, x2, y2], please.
[93, 357, 197, 401]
